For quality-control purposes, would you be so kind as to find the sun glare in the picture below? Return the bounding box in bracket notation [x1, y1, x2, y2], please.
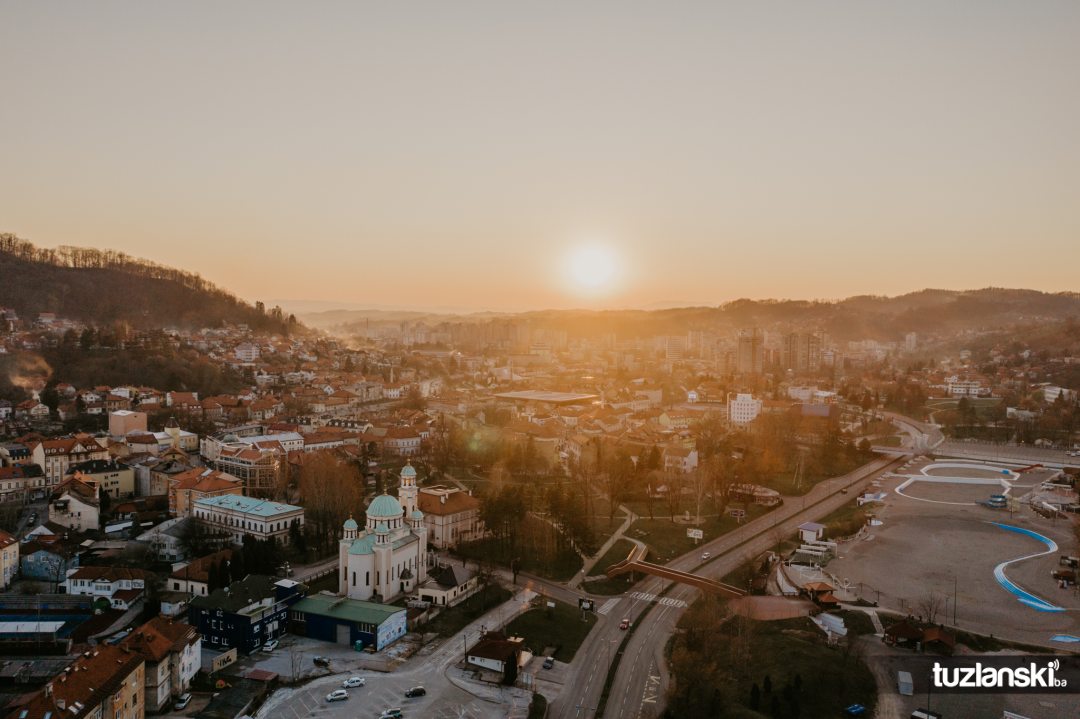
[566, 244, 619, 293]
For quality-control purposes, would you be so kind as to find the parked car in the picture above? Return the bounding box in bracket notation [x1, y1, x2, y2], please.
[262, 639, 279, 652]
[326, 690, 348, 703]
[174, 694, 192, 711]
[542, 657, 555, 669]
[700, 551, 711, 561]
[379, 709, 403, 719]
[404, 686, 426, 698]
[343, 676, 366, 688]
[619, 618, 630, 630]
[313, 656, 331, 667]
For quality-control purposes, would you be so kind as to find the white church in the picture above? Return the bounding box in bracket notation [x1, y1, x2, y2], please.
[338, 462, 429, 602]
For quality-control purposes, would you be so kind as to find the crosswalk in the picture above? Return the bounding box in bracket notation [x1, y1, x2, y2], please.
[596, 598, 620, 616]
[628, 591, 687, 609]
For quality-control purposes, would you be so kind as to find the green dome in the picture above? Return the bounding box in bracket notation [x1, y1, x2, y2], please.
[411, 509, 424, 520]
[400, 462, 416, 478]
[367, 494, 402, 519]
[343, 517, 358, 530]
[375, 522, 390, 535]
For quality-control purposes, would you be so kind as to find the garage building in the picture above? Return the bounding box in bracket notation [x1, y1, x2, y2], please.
[288, 593, 407, 651]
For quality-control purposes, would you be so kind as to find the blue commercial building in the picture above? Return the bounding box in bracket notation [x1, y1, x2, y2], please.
[288, 594, 407, 651]
[188, 575, 306, 654]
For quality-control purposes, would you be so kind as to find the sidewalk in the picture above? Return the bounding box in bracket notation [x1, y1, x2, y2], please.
[569, 504, 636, 589]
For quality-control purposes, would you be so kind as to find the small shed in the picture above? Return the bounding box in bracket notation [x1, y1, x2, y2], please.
[797, 522, 825, 543]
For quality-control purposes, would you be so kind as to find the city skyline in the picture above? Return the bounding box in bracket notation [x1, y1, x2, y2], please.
[3, 1, 1079, 311]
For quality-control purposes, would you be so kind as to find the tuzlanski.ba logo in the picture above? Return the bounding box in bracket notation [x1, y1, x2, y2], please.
[933, 659, 1069, 692]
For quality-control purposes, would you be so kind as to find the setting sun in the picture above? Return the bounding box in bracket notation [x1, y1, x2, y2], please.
[565, 244, 619, 294]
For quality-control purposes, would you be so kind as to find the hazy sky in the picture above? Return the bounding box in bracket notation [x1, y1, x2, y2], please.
[3, 1, 1078, 312]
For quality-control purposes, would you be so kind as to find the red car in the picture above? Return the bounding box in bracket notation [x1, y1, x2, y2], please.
[619, 618, 630, 630]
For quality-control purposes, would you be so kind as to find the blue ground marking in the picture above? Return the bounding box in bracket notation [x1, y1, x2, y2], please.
[990, 522, 1065, 613]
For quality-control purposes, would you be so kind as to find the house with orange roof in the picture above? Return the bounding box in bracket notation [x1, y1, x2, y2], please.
[168, 467, 243, 517]
[5, 644, 144, 719]
[122, 617, 201, 712]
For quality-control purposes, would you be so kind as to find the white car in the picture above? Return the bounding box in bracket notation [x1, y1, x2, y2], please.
[262, 639, 279, 652]
[326, 689, 348, 703]
[343, 676, 365, 688]
[174, 694, 192, 711]
[701, 552, 711, 561]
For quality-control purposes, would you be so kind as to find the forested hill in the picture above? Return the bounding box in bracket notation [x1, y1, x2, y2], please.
[0, 234, 295, 333]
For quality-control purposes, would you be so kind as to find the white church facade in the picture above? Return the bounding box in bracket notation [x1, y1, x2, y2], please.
[338, 462, 428, 602]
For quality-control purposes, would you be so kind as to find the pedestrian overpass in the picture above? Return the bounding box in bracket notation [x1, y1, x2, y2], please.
[605, 543, 745, 598]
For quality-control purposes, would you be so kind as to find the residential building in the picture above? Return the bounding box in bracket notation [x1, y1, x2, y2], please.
[781, 331, 824, 373]
[20, 535, 81, 584]
[109, 410, 147, 438]
[735, 329, 764, 375]
[29, 436, 109, 488]
[417, 564, 479, 608]
[193, 495, 305, 545]
[168, 549, 234, 597]
[417, 485, 482, 549]
[288, 593, 407, 651]
[63, 566, 152, 610]
[136, 517, 191, 562]
[0, 463, 45, 503]
[338, 463, 428, 603]
[168, 468, 243, 517]
[466, 631, 524, 682]
[122, 618, 201, 713]
[67, 459, 135, 499]
[209, 444, 283, 498]
[49, 477, 101, 532]
[4, 644, 144, 719]
[727, 393, 763, 425]
[0, 530, 18, 589]
[187, 575, 306, 654]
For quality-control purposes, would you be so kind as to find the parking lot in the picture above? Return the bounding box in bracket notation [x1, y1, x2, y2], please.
[827, 467, 1080, 648]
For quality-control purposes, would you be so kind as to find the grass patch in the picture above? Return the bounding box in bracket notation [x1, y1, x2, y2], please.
[879, 435, 904, 447]
[628, 504, 773, 564]
[423, 584, 513, 637]
[818, 498, 874, 539]
[833, 610, 876, 636]
[582, 540, 638, 593]
[456, 532, 584, 583]
[527, 692, 548, 719]
[591, 538, 636, 575]
[504, 599, 597, 663]
[668, 604, 878, 718]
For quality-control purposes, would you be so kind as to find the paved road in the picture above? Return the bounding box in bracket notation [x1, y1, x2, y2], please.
[253, 587, 538, 719]
[550, 454, 904, 719]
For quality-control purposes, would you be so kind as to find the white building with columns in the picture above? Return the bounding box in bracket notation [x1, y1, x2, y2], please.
[338, 462, 428, 602]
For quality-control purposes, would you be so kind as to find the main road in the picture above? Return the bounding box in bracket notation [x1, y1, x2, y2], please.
[550, 453, 905, 719]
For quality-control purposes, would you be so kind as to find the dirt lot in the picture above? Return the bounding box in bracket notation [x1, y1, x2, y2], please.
[828, 471, 1080, 648]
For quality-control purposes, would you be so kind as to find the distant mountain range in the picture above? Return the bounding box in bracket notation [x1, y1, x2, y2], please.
[0, 234, 293, 333]
[303, 288, 1080, 342]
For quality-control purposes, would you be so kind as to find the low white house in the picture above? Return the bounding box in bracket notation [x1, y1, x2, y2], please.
[63, 566, 152, 609]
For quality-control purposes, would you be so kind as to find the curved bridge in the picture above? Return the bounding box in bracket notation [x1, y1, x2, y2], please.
[606, 543, 745, 598]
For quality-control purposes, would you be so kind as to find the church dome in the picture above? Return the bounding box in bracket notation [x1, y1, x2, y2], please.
[400, 462, 416, 479]
[374, 522, 390, 535]
[343, 517, 358, 531]
[366, 493, 403, 519]
[410, 509, 424, 521]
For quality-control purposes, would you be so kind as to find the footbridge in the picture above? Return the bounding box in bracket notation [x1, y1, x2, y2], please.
[605, 543, 745, 598]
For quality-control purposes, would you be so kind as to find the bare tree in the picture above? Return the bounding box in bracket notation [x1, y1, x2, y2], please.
[289, 649, 306, 681]
[917, 591, 944, 624]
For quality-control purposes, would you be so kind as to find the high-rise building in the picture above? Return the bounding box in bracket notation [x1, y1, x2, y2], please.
[735, 329, 764, 374]
[782, 331, 824, 372]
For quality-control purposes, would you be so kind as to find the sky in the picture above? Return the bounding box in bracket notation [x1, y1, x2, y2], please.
[2, 1, 1079, 313]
